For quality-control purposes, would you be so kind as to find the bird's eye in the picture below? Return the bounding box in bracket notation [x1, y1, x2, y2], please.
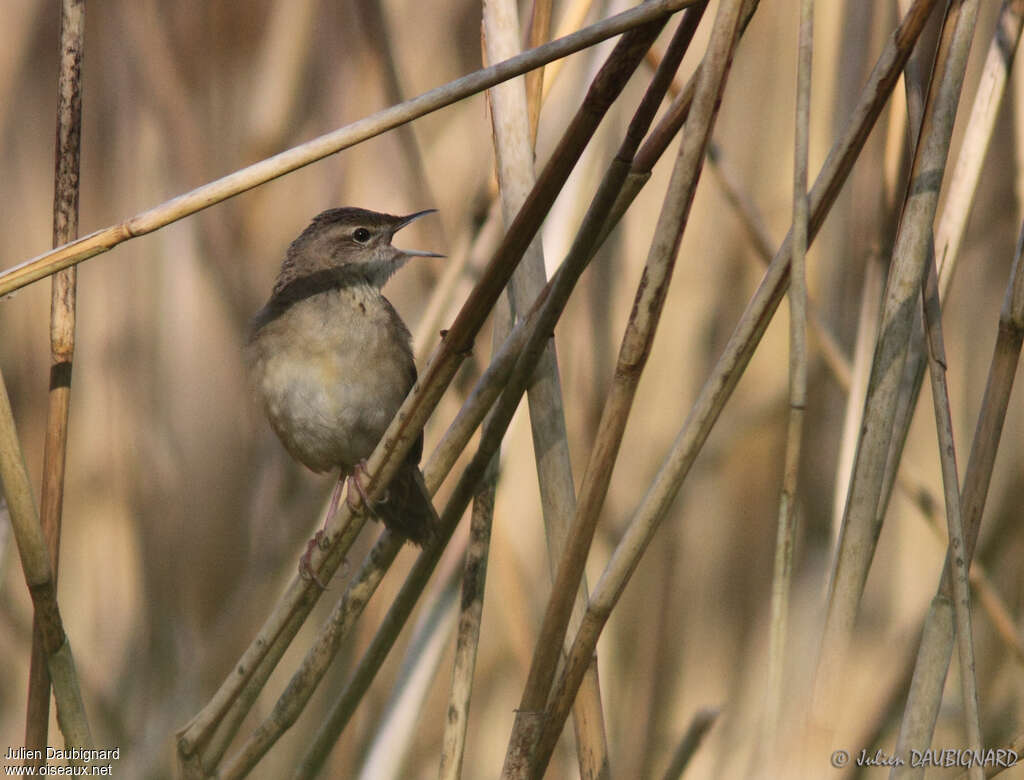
[352, 227, 371, 243]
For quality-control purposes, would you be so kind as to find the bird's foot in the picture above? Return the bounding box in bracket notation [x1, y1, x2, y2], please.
[345, 461, 375, 513]
[299, 531, 331, 589]
[301, 474, 348, 588]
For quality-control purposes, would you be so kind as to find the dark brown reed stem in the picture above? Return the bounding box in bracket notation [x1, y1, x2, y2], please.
[26, 0, 88, 759]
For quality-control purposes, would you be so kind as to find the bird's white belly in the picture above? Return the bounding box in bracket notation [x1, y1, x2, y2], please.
[253, 297, 411, 472]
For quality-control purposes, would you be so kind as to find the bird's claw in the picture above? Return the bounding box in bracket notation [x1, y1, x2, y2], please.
[345, 461, 374, 512]
[299, 531, 330, 589]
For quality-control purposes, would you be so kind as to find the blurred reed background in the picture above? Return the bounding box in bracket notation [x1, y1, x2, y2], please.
[1, 0, 1023, 778]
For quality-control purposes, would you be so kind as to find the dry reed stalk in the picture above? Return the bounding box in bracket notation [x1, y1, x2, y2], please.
[904, 470, 1024, 661]
[0, 0, 696, 299]
[814, 0, 979, 743]
[920, 256, 983, 778]
[838, 0, 1024, 754]
[433, 135, 526, 780]
[828, 0, 1020, 594]
[483, 0, 610, 772]
[501, 7, 708, 776]
[599, 0, 760, 247]
[425, 310, 534, 490]
[875, 0, 1024, 567]
[893, 221, 1024, 775]
[850, 13, 1024, 757]
[413, 203, 503, 362]
[934, 0, 1024, 296]
[520, 0, 746, 774]
[827, 14, 905, 536]
[0, 368, 91, 750]
[832, 252, 885, 536]
[436, 224, 512, 780]
[432, 195, 507, 780]
[25, 0, 86, 759]
[765, 0, 813, 746]
[484, 0, 571, 571]
[875, 28, 1024, 712]
[522, 0, 942, 773]
[437, 456, 497, 780]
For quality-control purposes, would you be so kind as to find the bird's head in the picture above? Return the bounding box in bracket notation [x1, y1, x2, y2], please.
[280, 207, 442, 289]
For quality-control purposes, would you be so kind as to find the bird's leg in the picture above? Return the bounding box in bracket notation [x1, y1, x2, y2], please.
[324, 473, 347, 528]
[299, 472, 346, 589]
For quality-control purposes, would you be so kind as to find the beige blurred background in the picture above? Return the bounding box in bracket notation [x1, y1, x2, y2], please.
[1, 0, 1023, 777]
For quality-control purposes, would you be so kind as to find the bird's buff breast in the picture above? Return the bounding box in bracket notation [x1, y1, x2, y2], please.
[247, 289, 413, 473]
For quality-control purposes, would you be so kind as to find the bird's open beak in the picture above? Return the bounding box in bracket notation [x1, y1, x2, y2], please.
[394, 209, 445, 258]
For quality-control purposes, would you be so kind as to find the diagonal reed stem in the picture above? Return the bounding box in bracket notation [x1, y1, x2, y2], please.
[813, 0, 978, 743]
[0, 367, 91, 750]
[0, 0, 697, 299]
[892, 217, 1024, 777]
[501, 5, 710, 776]
[521, 0, 747, 774]
[521, 0, 941, 774]
[881, 0, 1024, 766]
[919, 251, 984, 779]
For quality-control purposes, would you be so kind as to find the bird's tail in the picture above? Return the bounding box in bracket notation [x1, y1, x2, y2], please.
[375, 463, 439, 546]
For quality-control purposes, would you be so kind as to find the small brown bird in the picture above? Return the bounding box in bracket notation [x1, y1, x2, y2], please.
[245, 207, 442, 578]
